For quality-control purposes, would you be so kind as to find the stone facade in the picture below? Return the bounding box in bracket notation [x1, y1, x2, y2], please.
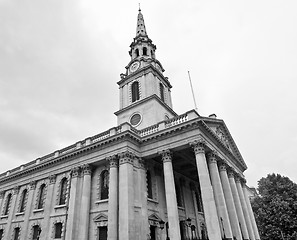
[0, 9, 260, 240]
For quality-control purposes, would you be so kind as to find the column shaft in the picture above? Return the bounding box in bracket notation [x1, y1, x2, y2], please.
[243, 186, 261, 240]
[107, 157, 119, 240]
[190, 140, 221, 240]
[65, 167, 80, 240]
[79, 164, 92, 240]
[118, 152, 135, 240]
[160, 150, 181, 240]
[236, 179, 255, 240]
[219, 164, 242, 240]
[208, 154, 233, 240]
[229, 173, 249, 240]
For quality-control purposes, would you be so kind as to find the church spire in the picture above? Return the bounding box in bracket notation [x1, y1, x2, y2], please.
[136, 8, 147, 37]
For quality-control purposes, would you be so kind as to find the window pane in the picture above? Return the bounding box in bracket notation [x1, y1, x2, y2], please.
[14, 228, 20, 240]
[55, 223, 62, 238]
[59, 178, 67, 205]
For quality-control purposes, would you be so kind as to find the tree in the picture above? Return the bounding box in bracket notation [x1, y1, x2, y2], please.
[252, 173, 297, 240]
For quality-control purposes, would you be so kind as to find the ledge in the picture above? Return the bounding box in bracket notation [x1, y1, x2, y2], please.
[54, 204, 67, 209]
[15, 212, 25, 216]
[0, 215, 8, 219]
[95, 199, 108, 204]
[33, 209, 44, 213]
[148, 198, 158, 204]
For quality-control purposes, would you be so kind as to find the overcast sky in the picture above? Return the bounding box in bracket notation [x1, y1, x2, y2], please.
[0, 0, 296, 188]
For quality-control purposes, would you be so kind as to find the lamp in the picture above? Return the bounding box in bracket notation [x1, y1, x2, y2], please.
[159, 220, 165, 230]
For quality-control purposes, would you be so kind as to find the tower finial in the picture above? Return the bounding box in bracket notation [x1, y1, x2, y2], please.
[136, 5, 147, 37]
[139, 3, 141, 11]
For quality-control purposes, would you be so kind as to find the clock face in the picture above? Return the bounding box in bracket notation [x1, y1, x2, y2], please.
[130, 61, 140, 72]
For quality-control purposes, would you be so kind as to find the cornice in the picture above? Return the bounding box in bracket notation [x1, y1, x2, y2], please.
[114, 94, 177, 117]
[117, 64, 172, 88]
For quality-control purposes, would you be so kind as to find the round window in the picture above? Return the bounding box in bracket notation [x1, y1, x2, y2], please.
[130, 113, 142, 126]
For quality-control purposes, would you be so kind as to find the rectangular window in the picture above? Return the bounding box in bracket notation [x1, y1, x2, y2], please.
[14, 227, 20, 240]
[0, 229, 3, 240]
[98, 226, 107, 240]
[54, 223, 62, 238]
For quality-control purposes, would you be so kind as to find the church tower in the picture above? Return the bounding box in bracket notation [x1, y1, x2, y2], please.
[115, 8, 177, 129]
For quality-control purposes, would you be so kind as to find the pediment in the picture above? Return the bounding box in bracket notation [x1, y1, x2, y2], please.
[93, 213, 108, 222]
[148, 213, 162, 222]
[201, 118, 247, 170]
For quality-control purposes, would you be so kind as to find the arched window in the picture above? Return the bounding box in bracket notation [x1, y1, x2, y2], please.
[4, 193, 12, 215]
[37, 184, 46, 209]
[54, 222, 63, 239]
[151, 50, 154, 58]
[135, 49, 139, 57]
[59, 178, 67, 205]
[13, 227, 20, 240]
[147, 170, 153, 199]
[32, 225, 41, 240]
[131, 81, 140, 102]
[100, 170, 109, 200]
[159, 83, 164, 102]
[19, 189, 28, 212]
[143, 47, 147, 56]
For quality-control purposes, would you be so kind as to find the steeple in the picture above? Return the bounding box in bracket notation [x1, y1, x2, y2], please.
[115, 9, 177, 129]
[136, 8, 147, 37]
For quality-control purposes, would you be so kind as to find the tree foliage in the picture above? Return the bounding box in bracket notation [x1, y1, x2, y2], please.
[252, 173, 297, 240]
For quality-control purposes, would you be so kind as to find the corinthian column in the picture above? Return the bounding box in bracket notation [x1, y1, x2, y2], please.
[159, 149, 181, 240]
[118, 151, 135, 240]
[207, 152, 233, 240]
[218, 162, 242, 240]
[107, 156, 119, 240]
[242, 184, 261, 240]
[65, 167, 80, 240]
[236, 178, 255, 240]
[228, 171, 249, 240]
[79, 164, 92, 240]
[190, 139, 221, 240]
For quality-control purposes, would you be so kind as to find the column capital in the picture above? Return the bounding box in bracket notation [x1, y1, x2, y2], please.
[158, 149, 172, 163]
[0, 191, 5, 199]
[118, 151, 135, 165]
[30, 180, 37, 190]
[137, 158, 146, 170]
[106, 155, 118, 168]
[189, 138, 206, 154]
[49, 174, 57, 184]
[227, 169, 235, 178]
[71, 166, 80, 178]
[82, 164, 92, 175]
[207, 150, 218, 163]
[218, 159, 228, 171]
[13, 186, 20, 195]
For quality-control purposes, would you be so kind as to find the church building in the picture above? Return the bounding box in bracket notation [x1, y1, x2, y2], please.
[0, 9, 260, 240]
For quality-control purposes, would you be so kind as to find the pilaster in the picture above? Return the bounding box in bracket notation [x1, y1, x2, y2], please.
[107, 156, 119, 240]
[65, 167, 80, 240]
[79, 164, 92, 240]
[43, 174, 56, 240]
[118, 151, 135, 240]
[190, 139, 221, 240]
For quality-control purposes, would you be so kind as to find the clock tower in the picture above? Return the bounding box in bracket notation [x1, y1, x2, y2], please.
[115, 8, 177, 129]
